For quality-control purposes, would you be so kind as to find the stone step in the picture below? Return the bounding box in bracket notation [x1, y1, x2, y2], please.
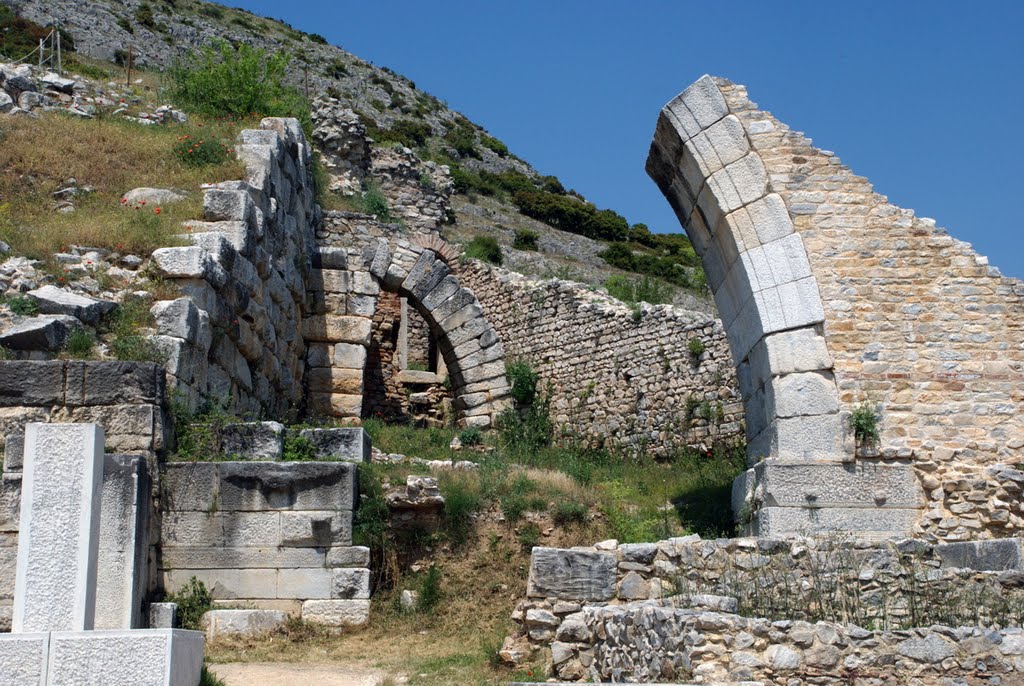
[741, 459, 924, 509]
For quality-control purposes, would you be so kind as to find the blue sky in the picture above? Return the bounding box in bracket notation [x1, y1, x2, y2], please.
[226, 1, 1024, 279]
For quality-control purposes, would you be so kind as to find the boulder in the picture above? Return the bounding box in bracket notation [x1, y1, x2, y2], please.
[122, 188, 187, 207]
[26, 285, 115, 324]
[0, 90, 12, 113]
[0, 314, 81, 351]
[40, 72, 76, 94]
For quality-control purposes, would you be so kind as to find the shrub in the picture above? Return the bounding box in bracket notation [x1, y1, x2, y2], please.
[102, 295, 165, 363]
[281, 433, 316, 461]
[170, 399, 237, 462]
[851, 402, 881, 447]
[553, 501, 588, 526]
[688, 337, 706, 358]
[418, 565, 443, 614]
[443, 118, 479, 159]
[441, 474, 482, 544]
[3, 294, 39, 316]
[0, 7, 76, 61]
[62, 328, 96, 360]
[604, 275, 675, 305]
[173, 136, 232, 167]
[480, 134, 509, 157]
[169, 40, 309, 128]
[165, 576, 212, 630]
[361, 186, 391, 220]
[135, 3, 158, 29]
[506, 360, 539, 406]
[458, 426, 483, 447]
[198, 5, 224, 19]
[199, 667, 226, 686]
[464, 236, 503, 265]
[516, 522, 541, 551]
[512, 229, 539, 251]
[386, 119, 432, 147]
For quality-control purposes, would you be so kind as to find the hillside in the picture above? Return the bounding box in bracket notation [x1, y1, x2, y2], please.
[2, 0, 716, 314]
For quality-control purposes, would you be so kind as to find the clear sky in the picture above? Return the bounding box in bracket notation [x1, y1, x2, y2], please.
[225, 0, 1024, 279]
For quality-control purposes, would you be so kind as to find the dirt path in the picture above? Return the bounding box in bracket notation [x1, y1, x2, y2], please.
[209, 663, 393, 686]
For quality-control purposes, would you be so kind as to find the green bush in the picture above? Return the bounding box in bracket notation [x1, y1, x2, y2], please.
[281, 433, 317, 461]
[505, 360, 539, 406]
[173, 136, 232, 167]
[516, 522, 541, 551]
[418, 565, 443, 614]
[0, 7, 76, 61]
[553, 501, 588, 526]
[135, 2, 158, 29]
[3, 294, 39, 316]
[440, 474, 482, 544]
[443, 118, 479, 159]
[458, 427, 483, 447]
[688, 337, 706, 358]
[166, 576, 212, 630]
[170, 399, 238, 461]
[512, 229, 539, 251]
[199, 666, 226, 686]
[604, 275, 676, 306]
[62, 328, 96, 360]
[385, 119, 433, 147]
[169, 40, 309, 128]
[102, 295, 165, 363]
[851, 402, 881, 447]
[464, 236, 503, 265]
[480, 134, 509, 157]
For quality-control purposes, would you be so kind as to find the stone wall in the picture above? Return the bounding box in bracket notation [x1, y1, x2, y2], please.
[459, 262, 743, 454]
[517, 537, 1024, 682]
[150, 117, 317, 420]
[160, 460, 371, 627]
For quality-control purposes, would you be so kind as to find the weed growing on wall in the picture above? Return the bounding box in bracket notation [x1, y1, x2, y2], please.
[170, 399, 239, 461]
[165, 576, 213, 630]
[851, 401, 881, 451]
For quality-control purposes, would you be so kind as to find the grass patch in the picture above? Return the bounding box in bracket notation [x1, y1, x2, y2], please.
[463, 236, 503, 265]
[605, 274, 676, 305]
[0, 112, 245, 259]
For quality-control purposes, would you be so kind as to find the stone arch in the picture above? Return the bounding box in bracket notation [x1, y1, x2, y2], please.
[364, 238, 511, 428]
[646, 75, 842, 464]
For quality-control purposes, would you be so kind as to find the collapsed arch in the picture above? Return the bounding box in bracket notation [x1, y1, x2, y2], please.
[364, 239, 511, 428]
[646, 75, 841, 464]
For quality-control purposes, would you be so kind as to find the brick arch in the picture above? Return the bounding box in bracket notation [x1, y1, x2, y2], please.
[646, 75, 842, 464]
[364, 239, 511, 428]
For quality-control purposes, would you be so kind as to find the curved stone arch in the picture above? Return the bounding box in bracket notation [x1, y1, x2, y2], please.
[646, 75, 841, 464]
[364, 238, 511, 428]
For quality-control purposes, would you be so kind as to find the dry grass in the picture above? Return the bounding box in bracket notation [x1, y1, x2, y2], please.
[0, 111, 247, 258]
[206, 520, 547, 685]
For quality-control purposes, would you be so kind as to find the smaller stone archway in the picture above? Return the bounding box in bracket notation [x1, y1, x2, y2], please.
[363, 239, 511, 428]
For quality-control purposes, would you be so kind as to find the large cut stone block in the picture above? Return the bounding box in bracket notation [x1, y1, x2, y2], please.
[220, 422, 285, 460]
[301, 599, 369, 627]
[747, 326, 833, 391]
[95, 455, 150, 630]
[934, 540, 1024, 571]
[756, 506, 920, 541]
[64, 361, 165, 406]
[14, 424, 105, 633]
[297, 428, 371, 463]
[26, 286, 116, 325]
[0, 632, 49, 686]
[280, 511, 352, 547]
[161, 463, 219, 512]
[276, 568, 332, 599]
[0, 315, 81, 352]
[331, 568, 371, 600]
[164, 569, 276, 601]
[746, 414, 844, 462]
[201, 609, 286, 639]
[527, 548, 616, 601]
[751, 459, 923, 509]
[159, 546, 325, 570]
[764, 371, 839, 420]
[46, 628, 204, 686]
[301, 315, 372, 345]
[217, 462, 358, 512]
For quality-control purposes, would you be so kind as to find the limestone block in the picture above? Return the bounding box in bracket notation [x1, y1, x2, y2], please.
[747, 193, 795, 245]
[2, 432, 23, 472]
[746, 414, 844, 462]
[307, 392, 363, 417]
[462, 360, 507, 385]
[306, 368, 363, 395]
[185, 231, 235, 270]
[351, 270, 380, 296]
[217, 462, 357, 512]
[0, 632, 48, 686]
[302, 315, 372, 345]
[368, 241, 392, 280]
[668, 74, 728, 135]
[276, 569, 332, 599]
[297, 428, 371, 463]
[400, 251, 436, 294]
[14, 423, 105, 633]
[429, 287, 476, 322]
[26, 285, 116, 325]
[150, 246, 211, 280]
[934, 540, 1024, 571]
[777, 276, 826, 330]
[326, 546, 371, 568]
[314, 247, 347, 270]
[150, 298, 199, 343]
[347, 294, 376, 316]
[95, 454, 150, 631]
[0, 361, 65, 407]
[64, 361, 165, 406]
[421, 276, 460, 311]
[161, 463, 219, 512]
[148, 603, 177, 629]
[160, 546, 324, 570]
[46, 628, 204, 686]
[161, 512, 224, 548]
[164, 569, 276, 600]
[332, 342, 367, 369]
[409, 261, 451, 301]
[201, 609, 286, 639]
[703, 114, 749, 169]
[220, 422, 285, 461]
[445, 316, 491, 349]
[527, 548, 617, 601]
[312, 268, 350, 293]
[747, 327, 833, 389]
[204, 188, 254, 223]
[752, 459, 923, 509]
[756, 506, 921, 541]
[301, 599, 370, 627]
[765, 371, 839, 420]
[184, 221, 252, 256]
[280, 511, 353, 547]
[221, 512, 282, 547]
[0, 315, 81, 352]
[761, 233, 813, 288]
[331, 568, 371, 599]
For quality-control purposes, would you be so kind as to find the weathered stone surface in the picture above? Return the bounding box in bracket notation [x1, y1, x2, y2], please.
[280, 511, 352, 547]
[148, 603, 178, 629]
[528, 548, 617, 601]
[217, 462, 357, 512]
[45, 628, 204, 686]
[95, 454, 149, 631]
[160, 547, 325, 570]
[302, 315, 372, 345]
[2, 432, 23, 472]
[332, 342, 367, 369]
[0, 632, 48, 686]
[202, 609, 287, 639]
[150, 298, 200, 343]
[122, 187, 187, 206]
[935, 539, 1024, 571]
[301, 599, 369, 627]
[0, 315, 81, 351]
[220, 422, 285, 461]
[26, 285, 115, 325]
[0, 361, 65, 406]
[326, 546, 371, 568]
[331, 568, 371, 599]
[896, 633, 956, 663]
[297, 428, 371, 463]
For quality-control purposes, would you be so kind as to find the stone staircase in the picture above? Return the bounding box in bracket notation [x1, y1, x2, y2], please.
[732, 459, 924, 540]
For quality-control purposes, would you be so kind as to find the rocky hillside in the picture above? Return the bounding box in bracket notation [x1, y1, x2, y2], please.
[1, 0, 716, 314]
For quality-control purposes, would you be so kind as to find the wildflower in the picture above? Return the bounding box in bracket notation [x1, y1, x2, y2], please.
[120, 197, 127, 204]
[154, 207, 161, 215]
[140, 200, 146, 205]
